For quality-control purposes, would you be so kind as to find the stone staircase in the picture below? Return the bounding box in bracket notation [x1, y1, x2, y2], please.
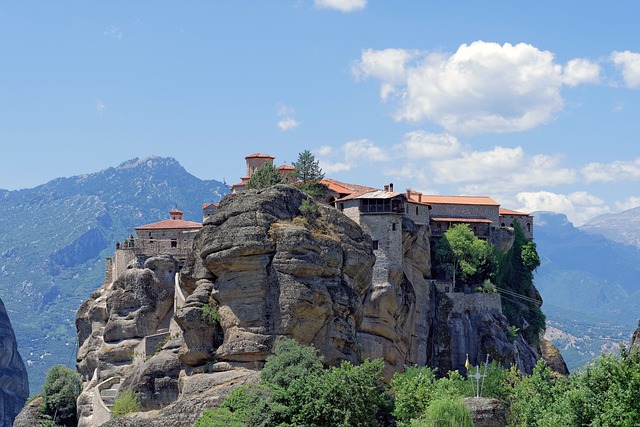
[99, 380, 121, 409]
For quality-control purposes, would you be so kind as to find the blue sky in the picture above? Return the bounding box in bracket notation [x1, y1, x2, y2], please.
[1, 1, 640, 226]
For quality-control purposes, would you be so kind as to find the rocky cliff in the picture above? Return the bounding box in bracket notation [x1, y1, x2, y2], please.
[70, 185, 549, 426]
[0, 298, 29, 427]
[632, 320, 640, 351]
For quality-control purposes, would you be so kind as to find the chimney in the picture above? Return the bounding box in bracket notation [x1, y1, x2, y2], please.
[389, 183, 394, 192]
[384, 184, 389, 192]
[418, 193, 422, 203]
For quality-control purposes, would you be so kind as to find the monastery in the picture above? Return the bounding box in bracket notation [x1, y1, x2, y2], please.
[108, 152, 533, 283]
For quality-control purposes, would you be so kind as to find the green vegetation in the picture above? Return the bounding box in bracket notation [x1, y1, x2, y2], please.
[40, 365, 81, 427]
[245, 162, 285, 189]
[434, 224, 494, 289]
[196, 339, 388, 427]
[299, 199, 321, 222]
[494, 221, 545, 345]
[292, 149, 324, 182]
[202, 303, 221, 326]
[111, 389, 141, 417]
[194, 339, 640, 427]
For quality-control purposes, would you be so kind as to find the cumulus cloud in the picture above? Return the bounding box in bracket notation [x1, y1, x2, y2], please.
[517, 191, 608, 227]
[316, 138, 387, 174]
[394, 130, 461, 160]
[581, 158, 640, 183]
[314, 0, 366, 12]
[276, 104, 300, 131]
[353, 41, 601, 134]
[611, 50, 640, 88]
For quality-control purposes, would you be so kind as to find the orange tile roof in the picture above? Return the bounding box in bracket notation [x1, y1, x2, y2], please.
[404, 190, 432, 207]
[499, 208, 530, 216]
[320, 178, 378, 196]
[431, 217, 493, 223]
[422, 195, 500, 206]
[135, 219, 203, 230]
[202, 203, 218, 209]
[337, 190, 403, 202]
[278, 164, 296, 170]
[245, 153, 275, 159]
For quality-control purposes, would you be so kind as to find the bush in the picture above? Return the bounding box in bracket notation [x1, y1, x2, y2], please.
[202, 303, 220, 326]
[299, 199, 321, 222]
[41, 365, 81, 427]
[413, 396, 473, 427]
[111, 389, 140, 417]
[260, 338, 324, 388]
[194, 407, 246, 427]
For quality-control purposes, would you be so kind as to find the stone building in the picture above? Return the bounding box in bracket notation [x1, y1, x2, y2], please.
[107, 209, 202, 281]
[499, 208, 534, 240]
[230, 153, 296, 193]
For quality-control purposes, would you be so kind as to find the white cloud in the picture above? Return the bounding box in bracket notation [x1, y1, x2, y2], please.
[395, 131, 461, 160]
[277, 117, 300, 131]
[320, 161, 352, 174]
[563, 58, 601, 86]
[581, 158, 640, 183]
[614, 197, 640, 212]
[316, 145, 334, 157]
[354, 41, 601, 134]
[96, 99, 106, 114]
[276, 104, 300, 131]
[104, 25, 123, 40]
[611, 50, 640, 88]
[314, 0, 366, 12]
[343, 139, 387, 162]
[517, 191, 607, 227]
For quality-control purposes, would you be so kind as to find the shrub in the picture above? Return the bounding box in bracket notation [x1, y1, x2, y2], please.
[194, 407, 246, 427]
[202, 303, 220, 326]
[413, 396, 473, 427]
[41, 365, 81, 427]
[111, 389, 140, 417]
[260, 338, 324, 388]
[299, 199, 321, 222]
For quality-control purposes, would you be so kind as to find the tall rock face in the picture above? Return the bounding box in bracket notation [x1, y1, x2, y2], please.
[0, 298, 29, 427]
[70, 185, 547, 426]
[632, 320, 640, 351]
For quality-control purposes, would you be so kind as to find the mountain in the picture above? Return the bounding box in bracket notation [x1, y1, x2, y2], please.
[533, 211, 640, 371]
[580, 206, 640, 248]
[0, 156, 227, 392]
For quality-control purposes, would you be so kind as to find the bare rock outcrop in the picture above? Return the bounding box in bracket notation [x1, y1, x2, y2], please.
[631, 319, 640, 351]
[0, 297, 29, 427]
[539, 337, 570, 376]
[180, 185, 376, 368]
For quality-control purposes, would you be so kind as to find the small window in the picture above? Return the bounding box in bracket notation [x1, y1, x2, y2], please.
[372, 240, 379, 250]
[171, 239, 177, 248]
[416, 206, 419, 215]
[392, 223, 397, 231]
[339, 203, 344, 211]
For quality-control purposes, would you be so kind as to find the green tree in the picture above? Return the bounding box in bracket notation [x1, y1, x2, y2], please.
[245, 161, 285, 189]
[260, 338, 324, 389]
[435, 224, 493, 289]
[41, 365, 81, 427]
[293, 149, 324, 182]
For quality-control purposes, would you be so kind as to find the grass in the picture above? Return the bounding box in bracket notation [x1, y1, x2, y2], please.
[111, 390, 141, 417]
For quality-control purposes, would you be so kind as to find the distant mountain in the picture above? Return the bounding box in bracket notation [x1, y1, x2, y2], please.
[533, 211, 640, 371]
[0, 156, 227, 392]
[580, 206, 640, 248]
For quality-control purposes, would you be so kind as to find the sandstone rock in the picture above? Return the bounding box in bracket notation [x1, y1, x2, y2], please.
[464, 397, 507, 427]
[120, 350, 182, 410]
[540, 337, 570, 376]
[0, 298, 29, 427]
[13, 396, 45, 427]
[631, 319, 640, 351]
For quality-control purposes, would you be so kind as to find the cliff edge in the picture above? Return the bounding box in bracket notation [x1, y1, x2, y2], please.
[0, 298, 29, 427]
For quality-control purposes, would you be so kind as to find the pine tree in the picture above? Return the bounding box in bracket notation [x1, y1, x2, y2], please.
[293, 150, 324, 182]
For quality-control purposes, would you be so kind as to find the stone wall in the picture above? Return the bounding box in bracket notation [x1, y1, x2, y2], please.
[430, 203, 499, 225]
[405, 201, 430, 225]
[448, 292, 502, 314]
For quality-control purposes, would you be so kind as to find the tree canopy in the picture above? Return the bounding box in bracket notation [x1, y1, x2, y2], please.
[245, 161, 285, 189]
[41, 365, 81, 427]
[293, 149, 324, 182]
[434, 224, 494, 289]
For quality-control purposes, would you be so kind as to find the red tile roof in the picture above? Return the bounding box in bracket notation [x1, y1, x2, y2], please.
[245, 153, 275, 159]
[499, 208, 530, 216]
[135, 219, 203, 230]
[337, 190, 403, 202]
[422, 195, 500, 206]
[278, 164, 296, 171]
[320, 178, 378, 197]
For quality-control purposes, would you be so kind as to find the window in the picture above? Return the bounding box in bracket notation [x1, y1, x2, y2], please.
[339, 203, 344, 211]
[392, 223, 396, 231]
[527, 222, 531, 232]
[171, 239, 177, 248]
[416, 206, 419, 215]
[372, 240, 379, 250]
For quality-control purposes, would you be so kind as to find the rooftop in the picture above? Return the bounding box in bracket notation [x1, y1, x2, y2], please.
[422, 195, 500, 206]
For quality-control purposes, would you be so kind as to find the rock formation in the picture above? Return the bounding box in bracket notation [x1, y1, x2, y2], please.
[631, 319, 640, 351]
[66, 184, 550, 425]
[0, 298, 29, 427]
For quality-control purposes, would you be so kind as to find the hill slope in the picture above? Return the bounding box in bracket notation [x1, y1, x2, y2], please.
[533, 211, 639, 371]
[0, 156, 227, 392]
